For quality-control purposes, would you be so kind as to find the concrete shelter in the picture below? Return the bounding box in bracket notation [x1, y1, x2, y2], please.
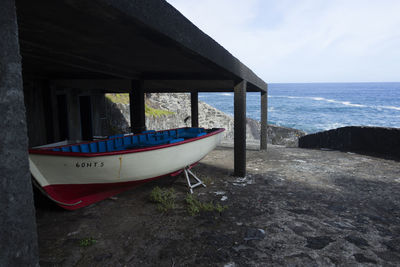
[1, 0, 268, 264]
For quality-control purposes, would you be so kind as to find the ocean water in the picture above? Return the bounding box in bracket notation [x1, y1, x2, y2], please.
[199, 82, 400, 134]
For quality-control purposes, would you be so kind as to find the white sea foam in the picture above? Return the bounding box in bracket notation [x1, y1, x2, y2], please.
[308, 97, 367, 107]
[272, 95, 369, 108]
[220, 93, 233, 96]
[379, 105, 400, 111]
[341, 102, 366, 107]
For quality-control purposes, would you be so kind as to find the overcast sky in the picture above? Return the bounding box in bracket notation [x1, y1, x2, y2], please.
[167, 0, 400, 83]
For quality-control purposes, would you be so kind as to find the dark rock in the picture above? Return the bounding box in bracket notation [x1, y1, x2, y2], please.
[244, 228, 266, 241]
[353, 253, 377, 264]
[94, 253, 112, 262]
[285, 253, 317, 266]
[287, 209, 315, 216]
[204, 232, 234, 247]
[158, 240, 182, 260]
[40, 260, 65, 267]
[305, 236, 335, 250]
[326, 204, 347, 212]
[268, 124, 306, 147]
[345, 235, 369, 248]
[201, 248, 229, 263]
[232, 245, 252, 252]
[375, 251, 400, 262]
[384, 238, 400, 252]
[290, 225, 311, 236]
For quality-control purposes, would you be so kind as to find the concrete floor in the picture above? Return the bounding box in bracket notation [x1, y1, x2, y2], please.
[36, 145, 400, 266]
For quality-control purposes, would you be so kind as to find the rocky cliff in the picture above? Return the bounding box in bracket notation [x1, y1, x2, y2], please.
[105, 93, 305, 147]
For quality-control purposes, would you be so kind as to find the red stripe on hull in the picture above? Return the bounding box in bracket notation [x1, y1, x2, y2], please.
[42, 175, 167, 210]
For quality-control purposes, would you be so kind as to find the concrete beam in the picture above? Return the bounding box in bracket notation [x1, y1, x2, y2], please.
[0, 0, 39, 265]
[191, 92, 199, 128]
[260, 88, 268, 150]
[234, 80, 247, 177]
[51, 79, 131, 92]
[130, 80, 146, 133]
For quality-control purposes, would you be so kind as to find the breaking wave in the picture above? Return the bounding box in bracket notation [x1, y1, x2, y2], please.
[270, 95, 400, 111]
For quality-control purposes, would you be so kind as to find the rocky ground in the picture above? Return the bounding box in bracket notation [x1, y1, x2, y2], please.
[35, 145, 400, 266]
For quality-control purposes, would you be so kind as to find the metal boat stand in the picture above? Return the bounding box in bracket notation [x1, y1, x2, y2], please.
[183, 166, 206, 194]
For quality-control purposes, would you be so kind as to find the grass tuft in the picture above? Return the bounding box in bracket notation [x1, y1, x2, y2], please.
[145, 105, 174, 117]
[106, 93, 130, 104]
[79, 237, 96, 247]
[185, 194, 228, 216]
[149, 186, 176, 212]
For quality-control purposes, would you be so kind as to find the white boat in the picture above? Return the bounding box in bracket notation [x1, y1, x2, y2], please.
[29, 127, 224, 210]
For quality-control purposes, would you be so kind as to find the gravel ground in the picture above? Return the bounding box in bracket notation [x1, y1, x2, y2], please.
[36, 145, 400, 266]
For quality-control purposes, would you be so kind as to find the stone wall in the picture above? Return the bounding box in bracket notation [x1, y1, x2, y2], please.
[105, 93, 305, 147]
[299, 126, 400, 158]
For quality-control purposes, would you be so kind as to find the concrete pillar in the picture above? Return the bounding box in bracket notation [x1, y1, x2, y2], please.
[42, 80, 57, 143]
[130, 80, 146, 133]
[0, 0, 39, 265]
[49, 84, 60, 141]
[23, 80, 48, 146]
[191, 92, 199, 128]
[260, 87, 268, 150]
[67, 89, 82, 140]
[234, 80, 247, 177]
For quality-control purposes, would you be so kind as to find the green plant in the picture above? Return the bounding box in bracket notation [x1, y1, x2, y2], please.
[149, 186, 176, 212]
[105, 93, 174, 117]
[79, 237, 96, 247]
[203, 177, 213, 187]
[106, 93, 130, 104]
[185, 194, 228, 216]
[185, 194, 201, 216]
[200, 201, 215, 212]
[215, 203, 227, 213]
[145, 105, 174, 117]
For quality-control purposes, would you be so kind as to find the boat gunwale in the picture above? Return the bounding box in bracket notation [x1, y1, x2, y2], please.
[29, 128, 225, 157]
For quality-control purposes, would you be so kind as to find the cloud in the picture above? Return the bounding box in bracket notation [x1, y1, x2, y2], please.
[167, 0, 400, 82]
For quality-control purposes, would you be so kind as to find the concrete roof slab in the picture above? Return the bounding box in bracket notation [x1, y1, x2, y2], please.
[16, 0, 267, 92]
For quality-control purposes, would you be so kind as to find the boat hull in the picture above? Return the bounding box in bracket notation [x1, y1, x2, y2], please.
[29, 129, 223, 210]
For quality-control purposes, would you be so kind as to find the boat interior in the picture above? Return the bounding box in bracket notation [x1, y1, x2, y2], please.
[39, 127, 211, 153]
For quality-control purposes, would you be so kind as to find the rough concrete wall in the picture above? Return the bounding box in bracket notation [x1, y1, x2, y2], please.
[299, 126, 400, 158]
[0, 0, 39, 266]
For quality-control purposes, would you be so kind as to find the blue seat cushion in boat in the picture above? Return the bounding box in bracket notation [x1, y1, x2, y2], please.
[90, 142, 98, 152]
[80, 144, 90, 153]
[71, 145, 80, 152]
[50, 128, 207, 153]
[169, 138, 184, 144]
[98, 141, 106, 152]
